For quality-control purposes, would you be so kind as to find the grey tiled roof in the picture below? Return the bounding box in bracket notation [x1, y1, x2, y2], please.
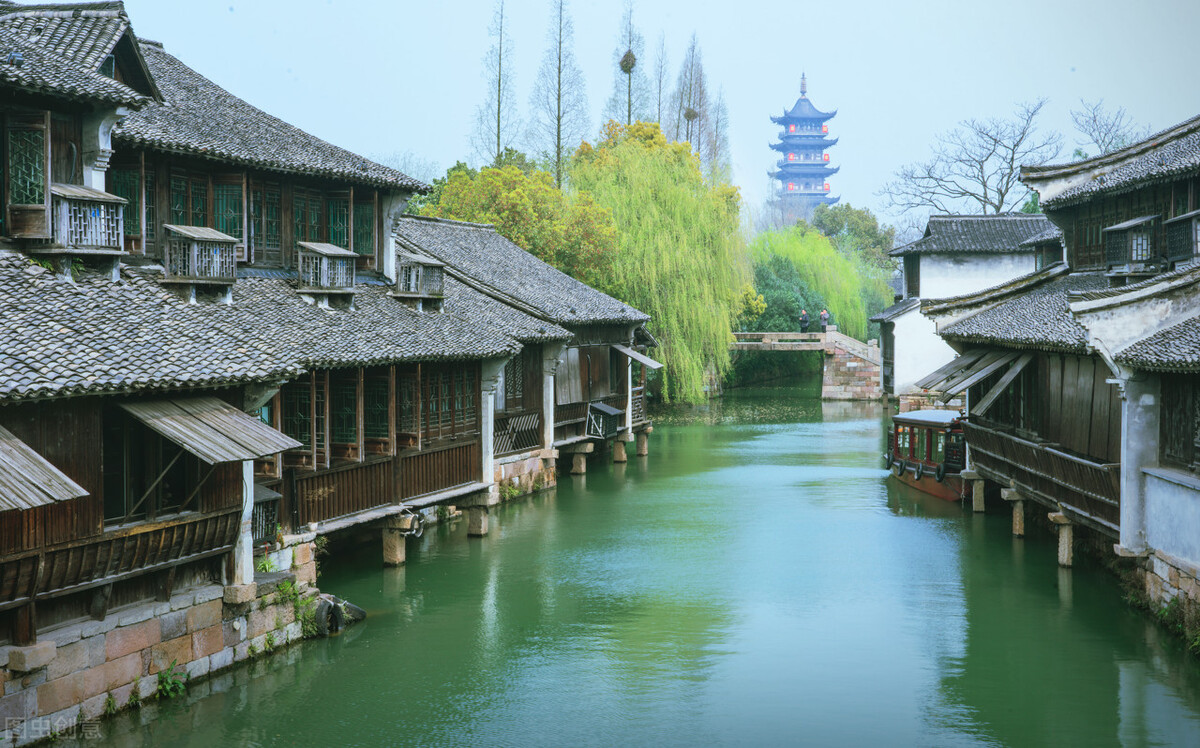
[1069, 263, 1200, 302]
[0, 252, 296, 401]
[114, 42, 426, 192]
[869, 297, 919, 323]
[1026, 114, 1200, 208]
[0, 1, 127, 69]
[890, 213, 1052, 257]
[939, 272, 1110, 353]
[0, 4, 145, 106]
[178, 273, 524, 369]
[442, 277, 571, 345]
[395, 215, 650, 326]
[1115, 315, 1200, 372]
[1018, 224, 1063, 247]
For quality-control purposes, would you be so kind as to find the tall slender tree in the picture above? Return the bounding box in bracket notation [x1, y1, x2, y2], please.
[528, 0, 589, 188]
[602, 1, 650, 126]
[651, 33, 668, 125]
[472, 0, 521, 166]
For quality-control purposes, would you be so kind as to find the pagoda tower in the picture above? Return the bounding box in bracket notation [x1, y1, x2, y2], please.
[769, 74, 839, 223]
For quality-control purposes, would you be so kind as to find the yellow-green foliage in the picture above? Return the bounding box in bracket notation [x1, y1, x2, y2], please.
[572, 122, 749, 402]
[750, 224, 878, 340]
[420, 165, 617, 290]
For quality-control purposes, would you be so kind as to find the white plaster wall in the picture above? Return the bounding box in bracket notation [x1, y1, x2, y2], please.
[893, 306, 957, 394]
[1144, 471, 1200, 569]
[919, 253, 1038, 300]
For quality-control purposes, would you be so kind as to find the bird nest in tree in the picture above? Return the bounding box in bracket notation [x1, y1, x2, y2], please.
[620, 49, 636, 74]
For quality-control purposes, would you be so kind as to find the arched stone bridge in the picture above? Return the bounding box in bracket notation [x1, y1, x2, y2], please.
[731, 327, 882, 400]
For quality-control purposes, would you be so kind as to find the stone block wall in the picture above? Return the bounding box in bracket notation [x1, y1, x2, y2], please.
[494, 447, 557, 500]
[0, 541, 319, 746]
[822, 350, 882, 401]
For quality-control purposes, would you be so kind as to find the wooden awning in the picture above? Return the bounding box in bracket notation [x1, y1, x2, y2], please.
[120, 397, 302, 465]
[0, 424, 88, 511]
[916, 348, 1021, 400]
[613, 344, 663, 370]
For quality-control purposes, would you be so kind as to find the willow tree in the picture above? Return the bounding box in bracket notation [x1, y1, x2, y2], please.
[573, 122, 748, 402]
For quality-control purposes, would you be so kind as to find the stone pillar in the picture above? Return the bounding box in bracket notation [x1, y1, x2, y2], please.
[543, 344, 565, 450]
[1118, 374, 1158, 555]
[1001, 488, 1024, 537]
[636, 431, 649, 457]
[572, 453, 587, 474]
[613, 440, 627, 463]
[233, 460, 255, 585]
[382, 516, 407, 566]
[81, 107, 127, 191]
[1050, 512, 1073, 567]
[480, 358, 505, 500]
[961, 470, 984, 513]
[468, 506, 488, 537]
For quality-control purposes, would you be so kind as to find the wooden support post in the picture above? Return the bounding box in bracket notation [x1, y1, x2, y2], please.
[15, 602, 37, 646]
[468, 505, 488, 537]
[89, 584, 113, 622]
[382, 516, 406, 566]
[636, 431, 649, 457]
[1049, 512, 1073, 567]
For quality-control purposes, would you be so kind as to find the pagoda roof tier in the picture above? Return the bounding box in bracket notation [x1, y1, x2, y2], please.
[778, 193, 840, 207]
[770, 165, 841, 179]
[770, 96, 836, 124]
[771, 137, 838, 152]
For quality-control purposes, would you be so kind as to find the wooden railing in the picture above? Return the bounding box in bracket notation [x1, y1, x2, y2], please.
[965, 421, 1121, 532]
[0, 509, 239, 612]
[290, 457, 394, 527]
[494, 410, 542, 456]
[399, 441, 480, 499]
[51, 191, 123, 250]
[631, 386, 647, 426]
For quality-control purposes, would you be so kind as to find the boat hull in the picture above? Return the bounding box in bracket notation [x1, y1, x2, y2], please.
[889, 464, 965, 502]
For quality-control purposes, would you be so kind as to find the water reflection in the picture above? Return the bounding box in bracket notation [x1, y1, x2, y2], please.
[86, 383, 1200, 747]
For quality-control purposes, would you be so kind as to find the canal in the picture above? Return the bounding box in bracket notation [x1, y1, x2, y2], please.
[93, 383, 1200, 747]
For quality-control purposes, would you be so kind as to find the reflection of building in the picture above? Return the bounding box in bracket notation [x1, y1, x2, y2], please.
[919, 114, 1200, 616]
[769, 74, 838, 223]
[871, 214, 1051, 399]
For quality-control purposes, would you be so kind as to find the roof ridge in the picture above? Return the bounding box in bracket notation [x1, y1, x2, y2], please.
[1025, 113, 1200, 179]
[922, 263, 1072, 313]
[397, 214, 496, 231]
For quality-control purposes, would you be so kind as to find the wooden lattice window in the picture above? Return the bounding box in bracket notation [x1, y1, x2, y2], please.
[327, 196, 349, 249]
[293, 188, 323, 243]
[169, 172, 209, 227]
[364, 376, 389, 439]
[144, 170, 156, 241]
[7, 127, 45, 206]
[251, 184, 282, 266]
[504, 356, 524, 405]
[170, 174, 188, 224]
[190, 177, 207, 227]
[110, 168, 140, 236]
[282, 379, 313, 449]
[1165, 210, 1200, 264]
[213, 182, 243, 240]
[331, 377, 357, 444]
[1161, 375, 1198, 473]
[353, 200, 374, 256]
[397, 371, 419, 435]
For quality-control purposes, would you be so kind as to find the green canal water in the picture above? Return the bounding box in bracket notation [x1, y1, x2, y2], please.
[92, 384, 1200, 747]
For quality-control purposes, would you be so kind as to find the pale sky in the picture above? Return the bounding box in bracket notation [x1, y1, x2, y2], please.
[121, 0, 1200, 230]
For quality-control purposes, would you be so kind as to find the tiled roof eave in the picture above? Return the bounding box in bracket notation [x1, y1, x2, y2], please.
[1043, 165, 1200, 209]
[112, 134, 426, 192]
[938, 332, 1089, 355]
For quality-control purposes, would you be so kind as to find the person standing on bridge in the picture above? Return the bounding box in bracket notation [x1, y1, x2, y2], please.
[799, 309, 810, 333]
[820, 309, 830, 332]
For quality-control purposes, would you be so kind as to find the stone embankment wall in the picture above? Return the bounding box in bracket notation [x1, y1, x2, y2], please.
[821, 349, 882, 401]
[495, 448, 557, 500]
[0, 540, 318, 746]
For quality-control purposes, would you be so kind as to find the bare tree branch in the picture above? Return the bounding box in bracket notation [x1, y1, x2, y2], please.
[880, 99, 1061, 215]
[1070, 99, 1152, 158]
[472, 0, 522, 166]
[528, 0, 589, 188]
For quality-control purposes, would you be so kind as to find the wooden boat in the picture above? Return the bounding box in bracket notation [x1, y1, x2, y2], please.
[885, 410, 967, 501]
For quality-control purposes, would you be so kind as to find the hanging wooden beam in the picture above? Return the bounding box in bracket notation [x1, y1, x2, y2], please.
[973, 353, 1035, 416]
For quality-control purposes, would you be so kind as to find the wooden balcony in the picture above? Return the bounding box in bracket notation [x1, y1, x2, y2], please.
[399, 441, 480, 500]
[555, 394, 627, 442]
[0, 509, 239, 612]
[964, 421, 1121, 534]
[494, 410, 542, 457]
[287, 456, 394, 527]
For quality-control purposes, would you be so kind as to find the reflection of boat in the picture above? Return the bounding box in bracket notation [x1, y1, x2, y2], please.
[885, 410, 967, 501]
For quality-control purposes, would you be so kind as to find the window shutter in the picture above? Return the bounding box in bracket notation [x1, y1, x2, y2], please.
[5, 111, 51, 238]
